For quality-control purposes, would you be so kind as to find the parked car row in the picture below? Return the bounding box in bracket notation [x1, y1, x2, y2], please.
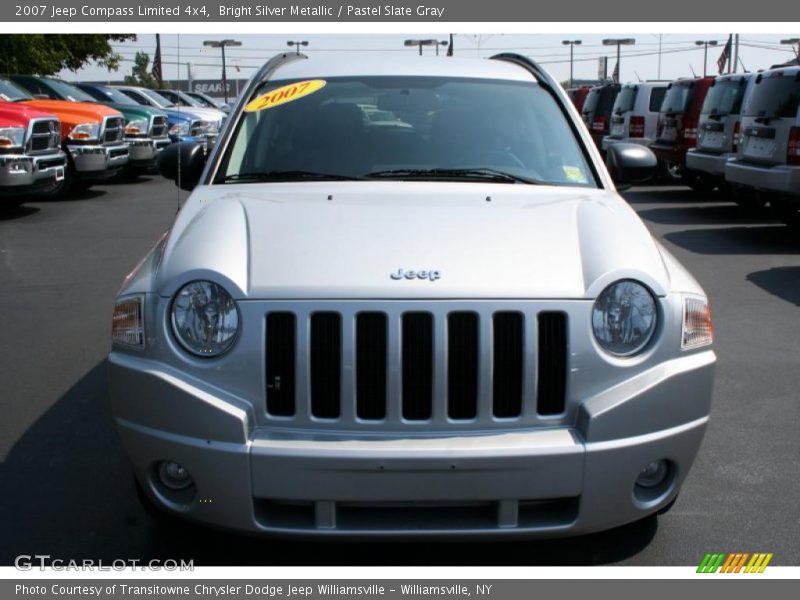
[570, 66, 800, 224]
[0, 75, 226, 205]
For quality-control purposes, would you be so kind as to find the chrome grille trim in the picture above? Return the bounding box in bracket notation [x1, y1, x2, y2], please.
[26, 118, 60, 155]
[101, 116, 125, 145]
[149, 115, 168, 139]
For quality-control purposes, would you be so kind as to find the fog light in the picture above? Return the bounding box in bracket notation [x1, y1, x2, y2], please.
[157, 461, 193, 490]
[636, 460, 669, 489]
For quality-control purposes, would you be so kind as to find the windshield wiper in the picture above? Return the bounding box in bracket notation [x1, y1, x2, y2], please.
[364, 168, 542, 184]
[221, 170, 362, 183]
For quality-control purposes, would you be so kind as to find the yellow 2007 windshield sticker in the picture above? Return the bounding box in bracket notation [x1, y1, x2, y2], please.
[562, 165, 588, 183]
[244, 79, 326, 112]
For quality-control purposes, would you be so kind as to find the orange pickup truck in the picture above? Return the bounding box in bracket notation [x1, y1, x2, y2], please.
[0, 77, 128, 196]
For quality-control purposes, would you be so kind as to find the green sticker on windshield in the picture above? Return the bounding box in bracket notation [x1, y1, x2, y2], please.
[562, 166, 587, 183]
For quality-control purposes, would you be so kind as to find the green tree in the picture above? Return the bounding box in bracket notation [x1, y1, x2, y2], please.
[123, 52, 157, 88]
[0, 34, 135, 76]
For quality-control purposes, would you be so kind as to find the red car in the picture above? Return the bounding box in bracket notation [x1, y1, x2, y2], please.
[0, 92, 66, 205]
[650, 76, 715, 189]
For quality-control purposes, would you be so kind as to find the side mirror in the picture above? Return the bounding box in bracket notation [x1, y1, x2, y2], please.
[156, 142, 207, 191]
[606, 143, 657, 188]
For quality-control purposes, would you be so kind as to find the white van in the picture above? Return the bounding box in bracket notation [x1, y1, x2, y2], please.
[725, 66, 800, 224]
[602, 82, 668, 151]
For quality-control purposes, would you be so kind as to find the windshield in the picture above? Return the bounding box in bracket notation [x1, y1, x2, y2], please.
[160, 90, 201, 107]
[91, 85, 139, 106]
[217, 76, 596, 188]
[188, 93, 217, 108]
[0, 78, 32, 102]
[44, 79, 97, 102]
[661, 83, 692, 114]
[744, 74, 800, 120]
[701, 79, 747, 116]
[613, 86, 637, 114]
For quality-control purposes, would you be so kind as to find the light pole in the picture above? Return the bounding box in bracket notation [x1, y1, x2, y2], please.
[780, 38, 800, 61]
[433, 40, 449, 56]
[404, 39, 437, 56]
[287, 40, 309, 55]
[602, 38, 635, 83]
[203, 39, 242, 104]
[695, 40, 718, 77]
[562, 40, 582, 88]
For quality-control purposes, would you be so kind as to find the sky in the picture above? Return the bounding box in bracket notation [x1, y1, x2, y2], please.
[59, 33, 800, 87]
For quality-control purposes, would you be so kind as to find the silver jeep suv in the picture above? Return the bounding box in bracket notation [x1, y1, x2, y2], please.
[725, 66, 800, 223]
[109, 53, 715, 538]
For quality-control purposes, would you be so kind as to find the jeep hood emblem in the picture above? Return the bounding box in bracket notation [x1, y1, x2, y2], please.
[391, 268, 441, 281]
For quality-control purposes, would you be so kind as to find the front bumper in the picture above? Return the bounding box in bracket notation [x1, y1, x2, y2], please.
[725, 159, 800, 195]
[651, 142, 690, 166]
[126, 137, 171, 167]
[109, 349, 715, 538]
[66, 142, 129, 177]
[686, 150, 732, 177]
[0, 150, 66, 196]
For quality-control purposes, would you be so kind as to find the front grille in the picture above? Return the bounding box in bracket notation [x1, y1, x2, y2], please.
[189, 120, 207, 137]
[264, 306, 569, 427]
[102, 117, 124, 144]
[149, 115, 168, 139]
[27, 119, 60, 154]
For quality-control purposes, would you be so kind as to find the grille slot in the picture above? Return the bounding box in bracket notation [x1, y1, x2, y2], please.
[310, 313, 341, 419]
[493, 312, 524, 418]
[265, 312, 296, 416]
[447, 312, 478, 420]
[537, 312, 568, 415]
[356, 313, 387, 420]
[401, 312, 433, 421]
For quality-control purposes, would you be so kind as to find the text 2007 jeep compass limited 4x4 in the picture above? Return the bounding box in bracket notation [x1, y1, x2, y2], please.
[109, 53, 715, 538]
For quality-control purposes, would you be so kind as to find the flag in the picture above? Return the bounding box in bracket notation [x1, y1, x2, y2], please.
[717, 34, 733, 75]
[612, 60, 619, 83]
[152, 34, 163, 86]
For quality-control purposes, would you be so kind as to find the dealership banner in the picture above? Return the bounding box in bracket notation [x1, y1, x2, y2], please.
[4, 579, 800, 599]
[3, 0, 798, 22]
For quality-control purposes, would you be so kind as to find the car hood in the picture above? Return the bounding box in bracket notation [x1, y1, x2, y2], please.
[0, 101, 57, 127]
[174, 106, 225, 123]
[104, 102, 164, 121]
[155, 182, 671, 300]
[162, 107, 207, 123]
[20, 99, 122, 128]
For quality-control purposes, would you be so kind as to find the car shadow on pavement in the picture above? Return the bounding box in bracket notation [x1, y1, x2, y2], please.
[663, 225, 800, 255]
[0, 360, 657, 567]
[635, 203, 772, 226]
[0, 204, 40, 221]
[622, 186, 727, 205]
[746, 267, 800, 307]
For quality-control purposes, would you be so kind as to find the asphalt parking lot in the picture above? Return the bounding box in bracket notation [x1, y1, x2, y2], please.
[0, 176, 798, 566]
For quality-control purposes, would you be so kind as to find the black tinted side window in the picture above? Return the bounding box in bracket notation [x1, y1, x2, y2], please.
[649, 87, 667, 112]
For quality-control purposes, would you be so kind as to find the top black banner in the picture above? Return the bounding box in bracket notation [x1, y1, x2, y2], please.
[3, 0, 796, 21]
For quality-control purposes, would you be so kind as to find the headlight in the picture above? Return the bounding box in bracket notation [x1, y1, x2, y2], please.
[124, 119, 148, 136]
[169, 122, 190, 136]
[682, 296, 713, 349]
[68, 122, 100, 141]
[112, 295, 145, 348]
[592, 280, 658, 357]
[170, 280, 239, 357]
[0, 126, 26, 149]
